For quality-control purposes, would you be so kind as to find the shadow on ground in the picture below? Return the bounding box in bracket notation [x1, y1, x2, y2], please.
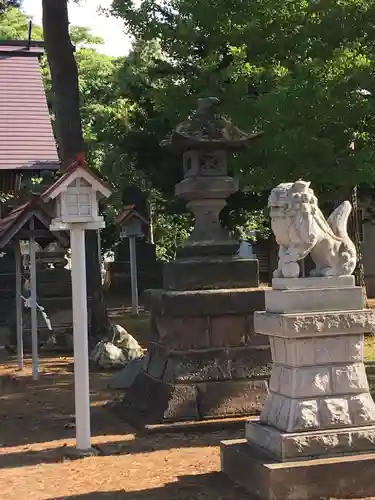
[49, 472, 252, 500]
[0, 425, 244, 469]
[0, 351, 128, 447]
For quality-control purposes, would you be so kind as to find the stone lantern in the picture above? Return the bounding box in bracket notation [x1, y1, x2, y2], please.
[113, 98, 270, 428]
[161, 97, 262, 290]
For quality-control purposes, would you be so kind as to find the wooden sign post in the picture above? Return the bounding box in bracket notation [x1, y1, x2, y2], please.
[116, 206, 147, 316]
[42, 159, 111, 451]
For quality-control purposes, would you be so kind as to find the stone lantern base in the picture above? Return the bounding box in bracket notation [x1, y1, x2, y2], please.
[163, 257, 259, 291]
[113, 283, 271, 427]
[221, 276, 375, 500]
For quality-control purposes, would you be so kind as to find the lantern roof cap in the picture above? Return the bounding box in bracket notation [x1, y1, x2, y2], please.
[160, 97, 262, 152]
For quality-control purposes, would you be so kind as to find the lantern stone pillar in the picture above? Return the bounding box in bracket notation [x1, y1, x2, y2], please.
[114, 98, 272, 427]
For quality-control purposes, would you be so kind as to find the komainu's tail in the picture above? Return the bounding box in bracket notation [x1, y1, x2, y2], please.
[327, 200, 352, 241]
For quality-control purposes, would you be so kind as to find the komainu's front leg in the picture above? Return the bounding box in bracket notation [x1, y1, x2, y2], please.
[274, 246, 300, 278]
[273, 246, 288, 277]
[273, 246, 285, 278]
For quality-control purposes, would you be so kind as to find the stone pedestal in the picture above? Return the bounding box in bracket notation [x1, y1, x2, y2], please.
[221, 276, 375, 500]
[163, 258, 259, 291]
[113, 285, 271, 426]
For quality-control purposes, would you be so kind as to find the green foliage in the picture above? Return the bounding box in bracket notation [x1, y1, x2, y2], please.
[0, 6, 43, 39]
[153, 210, 193, 261]
[0, 0, 21, 14]
[69, 25, 104, 47]
[110, 0, 375, 200]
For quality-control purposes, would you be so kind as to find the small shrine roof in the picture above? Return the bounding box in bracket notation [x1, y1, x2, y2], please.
[41, 155, 112, 201]
[0, 197, 69, 248]
[115, 204, 148, 226]
[0, 41, 60, 172]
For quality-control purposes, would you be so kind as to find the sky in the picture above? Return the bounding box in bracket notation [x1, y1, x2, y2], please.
[22, 0, 132, 57]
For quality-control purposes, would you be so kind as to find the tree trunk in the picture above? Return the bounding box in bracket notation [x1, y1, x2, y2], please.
[42, 0, 110, 340]
[42, 0, 83, 168]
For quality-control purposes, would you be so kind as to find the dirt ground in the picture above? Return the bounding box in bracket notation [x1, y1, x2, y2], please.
[1, 354, 374, 500]
[0, 350, 255, 500]
[1, 324, 375, 500]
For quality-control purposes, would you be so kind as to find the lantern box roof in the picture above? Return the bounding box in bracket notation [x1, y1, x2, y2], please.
[160, 97, 263, 152]
[115, 205, 148, 227]
[41, 158, 112, 202]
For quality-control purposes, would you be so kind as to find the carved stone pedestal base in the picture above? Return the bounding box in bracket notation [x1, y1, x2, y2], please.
[246, 420, 375, 460]
[221, 276, 375, 499]
[112, 287, 271, 427]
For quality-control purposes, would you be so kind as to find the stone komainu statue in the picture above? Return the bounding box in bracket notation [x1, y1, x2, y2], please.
[268, 180, 357, 278]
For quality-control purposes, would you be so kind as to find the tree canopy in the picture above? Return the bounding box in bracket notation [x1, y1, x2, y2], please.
[5, 0, 375, 255]
[0, 0, 21, 14]
[109, 0, 375, 199]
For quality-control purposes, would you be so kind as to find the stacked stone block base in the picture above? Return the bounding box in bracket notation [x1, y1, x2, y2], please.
[221, 276, 375, 499]
[113, 287, 271, 426]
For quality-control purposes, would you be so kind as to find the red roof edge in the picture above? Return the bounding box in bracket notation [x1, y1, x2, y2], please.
[41, 155, 112, 201]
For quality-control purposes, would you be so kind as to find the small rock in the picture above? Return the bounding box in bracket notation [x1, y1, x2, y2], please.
[111, 324, 144, 360]
[90, 340, 127, 369]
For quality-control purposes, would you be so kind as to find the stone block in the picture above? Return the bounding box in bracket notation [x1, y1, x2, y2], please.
[197, 380, 268, 418]
[270, 365, 331, 398]
[112, 371, 199, 426]
[246, 315, 270, 346]
[210, 314, 246, 347]
[147, 287, 265, 317]
[265, 286, 364, 313]
[269, 362, 368, 398]
[163, 258, 259, 291]
[331, 362, 369, 393]
[145, 343, 168, 379]
[245, 420, 375, 460]
[108, 358, 144, 390]
[162, 347, 272, 383]
[221, 438, 375, 500]
[269, 335, 364, 366]
[155, 315, 210, 349]
[272, 275, 355, 290]
[254, 309, 375, 338]
[259, 391, 375, 432]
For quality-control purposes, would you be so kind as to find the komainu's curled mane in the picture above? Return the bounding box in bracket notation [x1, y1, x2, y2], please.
[268, 180, 357, 278]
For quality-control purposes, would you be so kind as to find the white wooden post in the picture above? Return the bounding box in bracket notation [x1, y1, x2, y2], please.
[14, 240, 23, 370]
[70, 224, 91, 450]
[41, 161, 111, 452]
[29, 218, 38, 380]
[129, 235, 139, 315]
